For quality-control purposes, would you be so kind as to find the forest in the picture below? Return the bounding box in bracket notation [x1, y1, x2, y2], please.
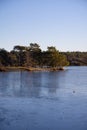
[0, 43, 87, 71]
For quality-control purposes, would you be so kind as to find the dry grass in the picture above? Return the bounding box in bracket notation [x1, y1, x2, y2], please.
[0, 66, 64, 72]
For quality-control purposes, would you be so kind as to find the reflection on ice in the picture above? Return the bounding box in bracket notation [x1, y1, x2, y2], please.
[0, 67, 87, 130]
[0, 67, 87, 99]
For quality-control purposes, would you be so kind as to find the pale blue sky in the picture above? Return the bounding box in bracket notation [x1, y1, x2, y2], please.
[0, 0, 87, 51]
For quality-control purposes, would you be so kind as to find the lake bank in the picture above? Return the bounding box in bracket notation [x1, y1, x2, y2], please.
[0, 66, 64, 72]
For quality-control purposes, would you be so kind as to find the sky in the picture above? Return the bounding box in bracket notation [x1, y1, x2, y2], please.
[0, 0, 87, 52]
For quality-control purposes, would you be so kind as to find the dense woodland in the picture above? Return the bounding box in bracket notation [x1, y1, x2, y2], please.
[0, 43, 87, 68]
[62, 52, 87, 66]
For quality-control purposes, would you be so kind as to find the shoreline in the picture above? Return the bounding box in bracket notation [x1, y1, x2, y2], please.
[0, 66, 64, 72]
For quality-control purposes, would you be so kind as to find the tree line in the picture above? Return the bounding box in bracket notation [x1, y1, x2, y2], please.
[62, 52, 87, 66]
[0, 43, 69, 67]
[0, 43, 87, 68]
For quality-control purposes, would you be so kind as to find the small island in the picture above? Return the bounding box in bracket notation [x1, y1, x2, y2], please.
[0, 43, 69, 72]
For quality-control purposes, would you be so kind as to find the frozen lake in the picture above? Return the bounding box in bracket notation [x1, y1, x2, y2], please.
[0, 67, 87, 130]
